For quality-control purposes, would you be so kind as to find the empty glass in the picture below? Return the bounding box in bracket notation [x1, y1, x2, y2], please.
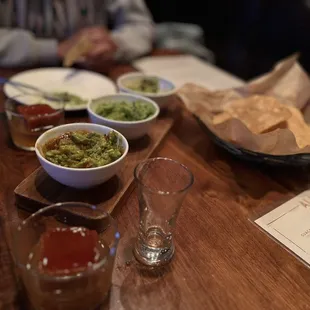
[134, 157, 194, 266]
[12, 202, 120, 310]
[5, 94, 65, 151]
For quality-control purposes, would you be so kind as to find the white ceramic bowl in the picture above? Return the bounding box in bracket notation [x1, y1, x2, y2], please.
[116, 72, 176, 108]
[35, 123, 129, 189]
[87, 93, 159, 140]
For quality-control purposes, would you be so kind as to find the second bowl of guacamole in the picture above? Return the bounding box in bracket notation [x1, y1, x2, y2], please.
[87, 94, 160, 140]
[95, 100, 156, 122]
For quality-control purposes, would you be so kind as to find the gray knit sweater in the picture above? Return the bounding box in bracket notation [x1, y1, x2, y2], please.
[0, 0, 154, 67]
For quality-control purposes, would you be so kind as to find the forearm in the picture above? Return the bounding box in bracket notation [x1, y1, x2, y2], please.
[111, 24, 153, 61]
[107, 0, 154, 61]
[0, 28, 59, 67]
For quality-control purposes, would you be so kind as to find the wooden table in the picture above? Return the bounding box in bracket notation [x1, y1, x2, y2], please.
[2, 53, 310, 310]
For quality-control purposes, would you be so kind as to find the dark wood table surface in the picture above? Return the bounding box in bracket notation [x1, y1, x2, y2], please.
[2, 51, 310, 310]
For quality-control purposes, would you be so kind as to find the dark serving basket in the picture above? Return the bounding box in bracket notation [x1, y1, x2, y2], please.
[196, 117, 310, 167]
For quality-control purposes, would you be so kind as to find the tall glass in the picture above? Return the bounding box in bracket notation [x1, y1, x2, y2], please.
[12, 202, 120, 310]
[5, 94, 65, 151]
[134, 157, 194, 266]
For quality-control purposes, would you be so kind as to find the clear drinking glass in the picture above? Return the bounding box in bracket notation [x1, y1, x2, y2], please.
[5, 94, 65, 151]
[134, 157, 194, 266]
[12, 202, 120, 310]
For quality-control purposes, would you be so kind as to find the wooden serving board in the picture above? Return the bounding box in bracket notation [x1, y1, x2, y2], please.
[14, 113, 176, 214]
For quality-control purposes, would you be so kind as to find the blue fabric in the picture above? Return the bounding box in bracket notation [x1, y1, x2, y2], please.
[154, 22, 215, 63]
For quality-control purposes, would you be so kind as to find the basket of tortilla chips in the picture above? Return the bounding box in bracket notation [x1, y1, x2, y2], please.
[177, 54, 310, 166]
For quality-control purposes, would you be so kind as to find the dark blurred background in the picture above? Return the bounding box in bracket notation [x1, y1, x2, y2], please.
[146, 0, 310, 80]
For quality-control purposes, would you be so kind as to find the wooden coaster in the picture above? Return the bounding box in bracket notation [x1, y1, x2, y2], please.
[14, 114, 175, 214]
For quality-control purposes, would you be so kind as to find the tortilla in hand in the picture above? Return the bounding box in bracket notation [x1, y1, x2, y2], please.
[221, 95, 292, 134]
[63, 36, 92, 67]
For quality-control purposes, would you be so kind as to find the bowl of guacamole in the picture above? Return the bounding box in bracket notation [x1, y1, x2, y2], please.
[87, 94, 160, 140]
[35, 123, 129, 189]
[124, 77, 159, 94]
[42, 130, 123, 168]
[117, 73, 176, 108]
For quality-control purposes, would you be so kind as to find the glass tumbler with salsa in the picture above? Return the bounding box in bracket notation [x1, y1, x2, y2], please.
[5, 95, 65, 151]
[12, 202, 120, 310]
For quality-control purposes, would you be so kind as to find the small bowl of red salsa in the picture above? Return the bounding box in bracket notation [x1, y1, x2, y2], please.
[5, 95, 65, 151]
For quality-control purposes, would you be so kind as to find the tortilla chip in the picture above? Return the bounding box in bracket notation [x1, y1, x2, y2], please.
[223, 95, 292, 134]
[63, 36, 92, 67]
[285, 105, 310, 148]
[177, 83, 242, 113]
[212, 112, 232, 125]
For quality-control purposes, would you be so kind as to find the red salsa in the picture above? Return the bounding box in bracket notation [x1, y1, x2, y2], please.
[39, 227, 99, 275]
[17, 104, 62, 130]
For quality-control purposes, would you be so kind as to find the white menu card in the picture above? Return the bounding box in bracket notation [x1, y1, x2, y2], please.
[255, 190, 310, 265]
[133, 55, 244, 90]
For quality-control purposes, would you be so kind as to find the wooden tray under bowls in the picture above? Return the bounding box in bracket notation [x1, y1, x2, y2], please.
[14, 113, 176, 214]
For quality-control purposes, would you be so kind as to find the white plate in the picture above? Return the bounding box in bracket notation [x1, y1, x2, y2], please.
[4, 68, 117, 111]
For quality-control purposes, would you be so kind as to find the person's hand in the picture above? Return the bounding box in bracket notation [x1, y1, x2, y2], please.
[83, 26, 117, 64]
[58, 26, 118, 66]
[57, 31, 82, 59]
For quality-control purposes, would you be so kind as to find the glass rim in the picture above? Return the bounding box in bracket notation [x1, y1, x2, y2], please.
[134, 157, 194, 195]
[13, 202, 120, 281]
[5, 94, 65, 118]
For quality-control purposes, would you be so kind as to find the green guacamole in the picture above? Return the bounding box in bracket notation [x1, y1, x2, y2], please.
[43, 130, 123, 168]
[126, 78, 159, 93]
[95, 100, 156, 121]
[54, 92, 87, 106]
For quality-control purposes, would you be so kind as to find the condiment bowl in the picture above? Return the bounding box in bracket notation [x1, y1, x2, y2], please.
[35, 123, 129, 189]
[87, 93, 160, 140]
[116, 72, 176, 108]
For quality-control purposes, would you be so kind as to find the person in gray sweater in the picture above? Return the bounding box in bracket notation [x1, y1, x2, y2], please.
[0, 0, 154, 67]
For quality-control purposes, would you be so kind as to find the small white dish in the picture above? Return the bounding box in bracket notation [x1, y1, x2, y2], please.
[4, 68, 116, 111]
[116, 72, 176, 108]
[87, 93, 159, 140]
[35, 123, 128, 189]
